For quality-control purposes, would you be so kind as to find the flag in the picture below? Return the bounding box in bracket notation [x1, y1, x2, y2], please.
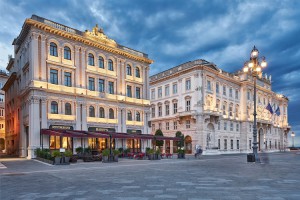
[275, 107, 280, 116]
[265, 103, 273, 114]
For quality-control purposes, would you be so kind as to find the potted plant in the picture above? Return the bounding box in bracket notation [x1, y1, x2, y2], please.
[113, 149, 120, 162]
[177, 149, 185, 159]
[147, 148, 155, 160]
[102, 149, 110, 163]
[64, 150, 73, 164]
[156, 148, 161, 160]
[52, 150, 61, 165]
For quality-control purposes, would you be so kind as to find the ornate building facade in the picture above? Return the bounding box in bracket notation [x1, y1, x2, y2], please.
[4, 15, 152, 158]
[0, 70, 8, 152]
[150, 59, 290, 154]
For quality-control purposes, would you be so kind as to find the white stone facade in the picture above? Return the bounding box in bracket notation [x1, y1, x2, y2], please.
[150, 59, 290, 154]
[4, 15, 152, 158]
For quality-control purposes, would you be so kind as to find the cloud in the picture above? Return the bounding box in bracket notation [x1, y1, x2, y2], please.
[145, 10, 185, 28]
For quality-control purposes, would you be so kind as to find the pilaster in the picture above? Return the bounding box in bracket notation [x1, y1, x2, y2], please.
[27, 96, 40, 159]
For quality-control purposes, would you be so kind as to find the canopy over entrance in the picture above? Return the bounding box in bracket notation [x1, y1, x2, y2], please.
[40, 129, 181, 141]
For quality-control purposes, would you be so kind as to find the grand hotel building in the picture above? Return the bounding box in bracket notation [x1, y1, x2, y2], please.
[4, 15, 153, 158]
[150, 59, 290, 154]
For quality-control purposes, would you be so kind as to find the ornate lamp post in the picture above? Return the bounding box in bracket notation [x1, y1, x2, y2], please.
[243, 46, 267, 162]
[291, 132, 295, 147]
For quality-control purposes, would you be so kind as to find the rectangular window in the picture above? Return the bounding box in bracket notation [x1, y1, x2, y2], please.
[249, 140, 252, 149]
[158, 106, 162, 117]
[136, 87, 141, 99]
[224, 139, 227, 150]
[151, 89, 155, 100]
[236, 123, 239, 132]
[88, 77, 95, 91]
[50, 69, 58, 84]
[165, 85, 169, 96]
[99, 79, 105, 92]
[237, 140, 240, 150]
[166, 122, 169, 130]
[165, 105, 169, 115]
[216, 83, 219, 94]
[173, 103, 177, 114]
[173, 83, 177, 94]
[223, 85, 226, 96]
[158, 87, 162, 98]
[108, 81, 114, 94]
[186, 100, 191, 111]
[231, 139, 233, 149]
[127, 85, 132, 97]
[64, 72, 71, 87]
[186, 79, 191, 90]
[218, 139, 220, 149]
[230, 122, 233, 131]
[186, 120, 190, 129]
[229, 88, 233, 98]
[235, 89, 239, 99]
[173, 121, 177, 130]
[224, 122, 227, 131]
[151, 107, 155, 118]
[207, 80, 211, 91]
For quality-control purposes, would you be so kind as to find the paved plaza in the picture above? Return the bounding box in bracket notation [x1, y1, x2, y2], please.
[0, 152, 300, 200]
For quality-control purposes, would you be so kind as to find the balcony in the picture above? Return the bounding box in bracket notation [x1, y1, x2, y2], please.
[48, 114, 76, 121]
[203, 107, 221, 117]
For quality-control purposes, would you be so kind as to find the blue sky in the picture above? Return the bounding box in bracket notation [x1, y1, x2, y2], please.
[0, 0, 299, 146]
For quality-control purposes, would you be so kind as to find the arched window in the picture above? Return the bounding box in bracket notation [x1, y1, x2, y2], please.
[99, 56, 104, 69]
[88, 53, 94, 66]
[51, 101, 58, 114]
[126, 64, 132, 76]
[108, 59, 113, 71]
[127, 111, 132, 121]
[99, 107, 105, 118]
[135, 67, 140, 78]
[89, 106, 95, 117]
[64, 46, 71, 60]
[50, 42, 58, 57]
[109, 108, 114, 119]
[65, 103, 72, 115]
[136, 112, 141, 121]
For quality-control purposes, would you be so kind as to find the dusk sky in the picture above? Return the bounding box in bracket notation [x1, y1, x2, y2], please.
[0, 0, 299, 146]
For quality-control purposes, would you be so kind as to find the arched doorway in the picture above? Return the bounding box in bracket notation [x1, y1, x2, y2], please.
[258, 128, 264, 151]
[207, 123, 215, 149]
[185, 135, 192, 154]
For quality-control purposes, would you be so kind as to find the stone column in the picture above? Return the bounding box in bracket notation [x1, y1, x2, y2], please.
[41, 97, 48, 148]
[19, 103, 26, 157]
[30, 32, 39, 81]
[40, 35, 47, 81]
[74, 45, 81, 88]
[27, 96, 40, 159]
[80, 48, 86, 89]
[170, 140, 173, 154]
[143, 110, 150, 135]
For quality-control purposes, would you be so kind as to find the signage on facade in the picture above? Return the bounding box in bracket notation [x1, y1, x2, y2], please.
[88, 127, 116, 132]
[127, 129, 142, 134]
[49, 125, 73, 130]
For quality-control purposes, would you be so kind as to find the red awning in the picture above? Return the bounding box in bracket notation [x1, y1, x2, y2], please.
[41, 129, 181, 141]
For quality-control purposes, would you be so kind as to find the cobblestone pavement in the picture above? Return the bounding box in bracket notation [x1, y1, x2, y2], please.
[0, 152, 300, 200]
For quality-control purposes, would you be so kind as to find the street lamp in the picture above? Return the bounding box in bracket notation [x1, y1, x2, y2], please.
[291, 132, 295, 147]
[243, 46, 267, 163]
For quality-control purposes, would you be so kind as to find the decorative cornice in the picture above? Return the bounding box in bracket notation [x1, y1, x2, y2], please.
[17, 17, 153, 64]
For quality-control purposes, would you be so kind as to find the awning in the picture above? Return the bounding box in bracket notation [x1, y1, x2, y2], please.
[41, 129, 181, 141]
